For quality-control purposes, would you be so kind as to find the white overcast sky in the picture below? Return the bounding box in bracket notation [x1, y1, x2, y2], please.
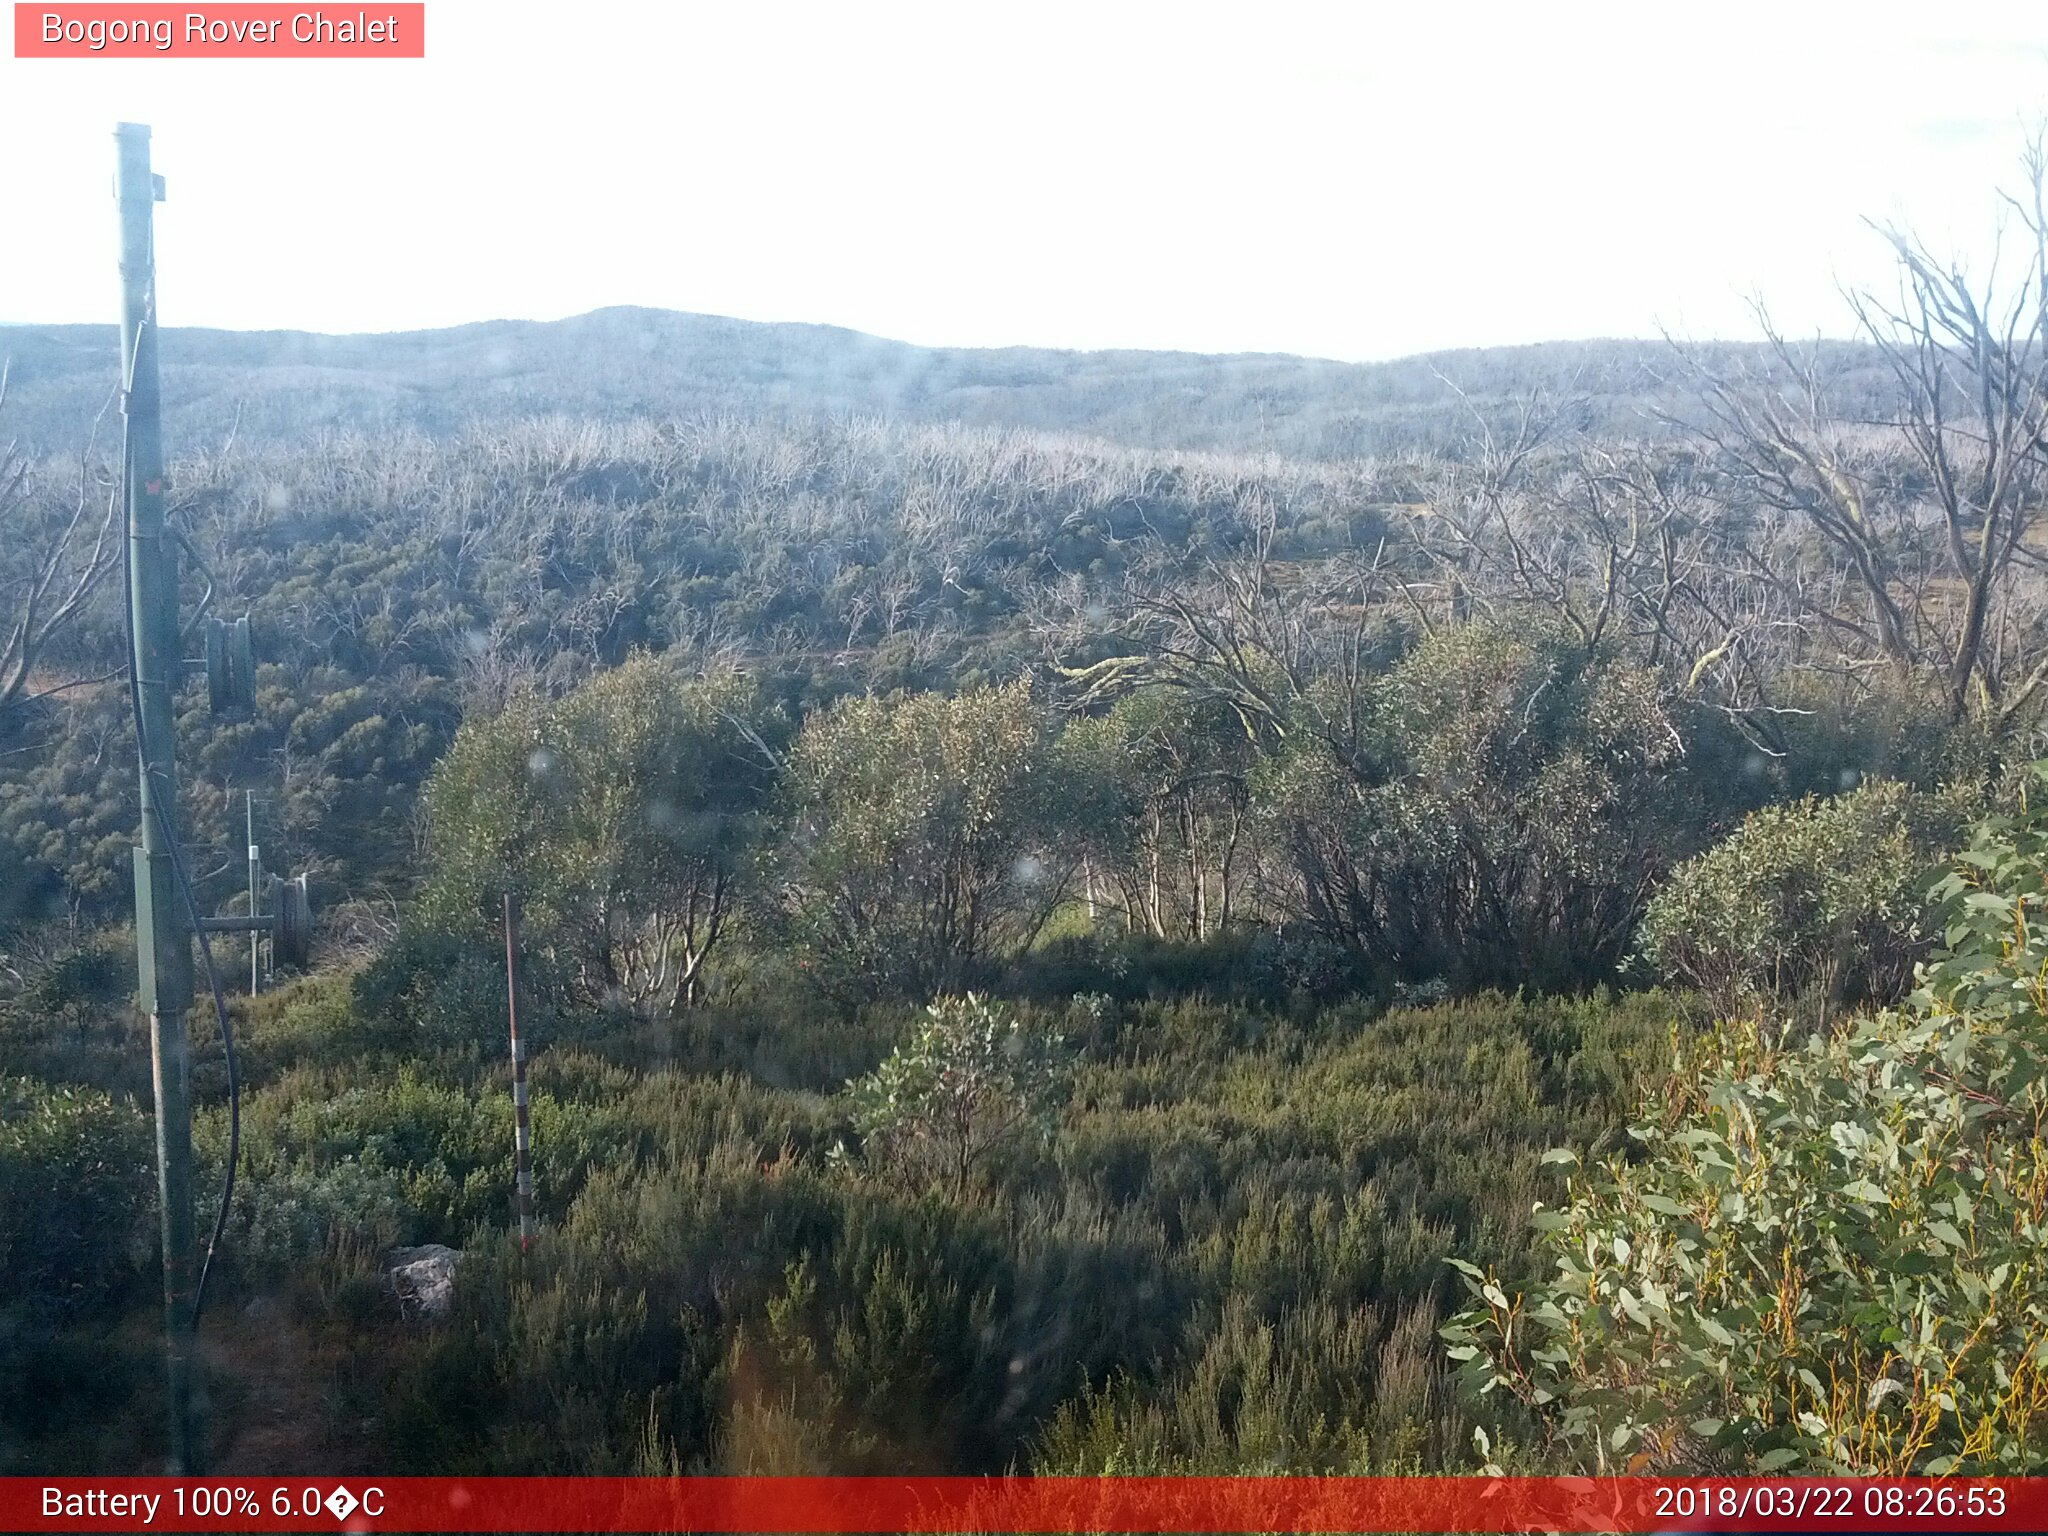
[2, 1, 2046, 361]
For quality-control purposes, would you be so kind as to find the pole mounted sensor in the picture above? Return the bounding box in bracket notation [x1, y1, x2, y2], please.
[204, 614, 256, 712]
[196, 872, 313, 967]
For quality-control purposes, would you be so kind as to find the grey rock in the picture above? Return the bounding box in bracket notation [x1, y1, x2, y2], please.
[385, 1243, 463, 1321]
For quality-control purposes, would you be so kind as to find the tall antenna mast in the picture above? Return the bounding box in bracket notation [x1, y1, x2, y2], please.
[115, 125, 316, 1475]
[115, 120, 202, 1474]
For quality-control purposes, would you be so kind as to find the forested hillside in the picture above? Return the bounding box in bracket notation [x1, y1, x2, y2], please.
[6, 171, 2048, 1479]
[0, 308, 1896, 461]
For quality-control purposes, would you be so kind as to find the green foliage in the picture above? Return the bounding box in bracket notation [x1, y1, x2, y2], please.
[216, 1066, 511, 1267]
[1036, 1296, 1443, 1473]
[1918, 767, 2048, 1030]
[0, 940, 149, 1099]
[422, 656, 777, 1011]
[778, 684, 1066, 998]
[351, 928, 516, 1049]
[1637, 779, 1960, 1016]
[1731, 670, 2000, 805]
[329, 984, 1662, 1474]
[0, 660, 462, 930]
[1259, 623, 1689, 989]
[1054, 692, 1257, 941]
[6, 369, 2034, 1478]
[1445, 779, 2048, 1474]
[841, 994, 1074, 1193]
[0, 1077, 152, 1314]
[219, 667, 461, 896]
[0, 690, 135, 919]
[347, 926, 578, 1064]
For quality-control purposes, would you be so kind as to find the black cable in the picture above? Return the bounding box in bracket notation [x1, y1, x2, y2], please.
[117, 355, 241, 1327]
[154, 761, 240, 1323]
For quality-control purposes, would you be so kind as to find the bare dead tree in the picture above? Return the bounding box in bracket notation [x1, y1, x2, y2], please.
[1850, 134, 2048, 724]
[1669, 321, 1924, 680]
[0, 371, 124, 733]
[1055, 494, 1399, 779]
[1669, 139, 2048, 729]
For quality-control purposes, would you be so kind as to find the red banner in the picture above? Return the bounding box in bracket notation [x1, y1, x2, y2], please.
[1, 1475, 2043, 1533]
[12, 4, 424, 58]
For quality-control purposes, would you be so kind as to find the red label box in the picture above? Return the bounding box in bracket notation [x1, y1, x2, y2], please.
[13, 3, 425, 57]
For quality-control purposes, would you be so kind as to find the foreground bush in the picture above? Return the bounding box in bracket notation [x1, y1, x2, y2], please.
[361, 988, 1662, 1474]
[1446, 780, 2048, 1474]
[0, 1077, 153, 1312]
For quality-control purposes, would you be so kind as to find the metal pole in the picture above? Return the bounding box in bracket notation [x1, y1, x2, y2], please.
[504, 893, 534, 1251]
[247, 792, 260, 995]
[117, 121, 202, 1474]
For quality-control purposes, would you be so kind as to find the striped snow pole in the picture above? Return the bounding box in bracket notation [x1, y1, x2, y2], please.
[504, 893, 535, 1252]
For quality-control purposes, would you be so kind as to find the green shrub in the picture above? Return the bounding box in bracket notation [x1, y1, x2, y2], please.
[777, 685, 1067, 999]
[353, 925, 542, 1053]
[359, 985, 1664, 1476]
[213, 1066, 515, 1268]
[420, 657, 778, 1013]
[1052, 691, 1257, 943]
[0, 1077, 152, 1313]
[0, 941, 149, 1099]
[841, 994, 1073, 1194]
[1255, 624, 1692, 991]
[1635, 779, 1957, 1016]
[1445, 776, 2048, 1474]
[1036, 1295, 1444, 1473]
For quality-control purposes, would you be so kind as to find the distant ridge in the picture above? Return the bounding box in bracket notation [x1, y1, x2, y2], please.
[0, 306, 1884, 460]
